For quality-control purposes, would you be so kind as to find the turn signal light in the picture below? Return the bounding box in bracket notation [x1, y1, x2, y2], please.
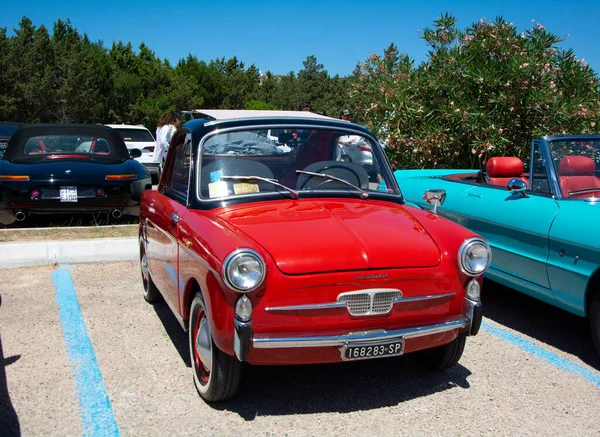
[105, 174, 136, 180]
[0, 175, 30, 181]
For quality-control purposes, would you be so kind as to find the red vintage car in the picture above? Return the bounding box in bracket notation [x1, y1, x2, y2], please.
[139, 110, 491, 401]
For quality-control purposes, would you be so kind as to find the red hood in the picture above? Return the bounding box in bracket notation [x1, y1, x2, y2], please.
[217, 200, 441, 275]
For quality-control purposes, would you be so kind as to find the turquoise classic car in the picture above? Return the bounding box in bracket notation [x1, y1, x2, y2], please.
[396, 135, 600, 355]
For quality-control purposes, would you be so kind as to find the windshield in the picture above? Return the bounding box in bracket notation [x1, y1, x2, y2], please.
[15, 134, 116, 161]
[549, 138, 600, 199]
[114, 128, 154, 142]
[198, 127, 400, 201]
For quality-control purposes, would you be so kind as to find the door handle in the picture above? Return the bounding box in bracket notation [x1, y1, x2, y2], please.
[171, 212, 180, 226]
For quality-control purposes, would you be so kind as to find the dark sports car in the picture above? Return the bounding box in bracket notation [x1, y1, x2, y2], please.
[0, 124, 152, 225]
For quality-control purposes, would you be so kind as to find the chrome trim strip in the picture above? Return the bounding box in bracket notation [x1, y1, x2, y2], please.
[264, 292, 455, 313]
[252, 317, 467, 348]
[392, 293, 454, 304]
[265, 302, 347, 312]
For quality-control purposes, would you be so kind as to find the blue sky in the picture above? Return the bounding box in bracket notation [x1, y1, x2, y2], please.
[2, 0, 599, 77]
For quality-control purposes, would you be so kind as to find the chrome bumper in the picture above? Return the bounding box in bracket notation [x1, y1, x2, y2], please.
[252, 317, 468, 349]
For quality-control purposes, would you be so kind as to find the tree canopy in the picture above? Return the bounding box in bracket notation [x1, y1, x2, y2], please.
[1, 14, 598, 169]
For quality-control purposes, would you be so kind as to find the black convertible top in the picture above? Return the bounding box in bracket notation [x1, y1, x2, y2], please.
[3, 124, 130, 162]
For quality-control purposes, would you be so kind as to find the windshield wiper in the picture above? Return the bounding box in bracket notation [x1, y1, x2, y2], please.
[220, 175, 299, 199]
[295, 170, 369, 199]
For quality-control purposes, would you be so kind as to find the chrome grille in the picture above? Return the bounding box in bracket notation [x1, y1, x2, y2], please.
[337, 289, 402, 316]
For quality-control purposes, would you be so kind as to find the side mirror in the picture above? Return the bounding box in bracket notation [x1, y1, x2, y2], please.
[423, 189, 446, 214]
[507, 178, 528, 197]
[129, 148, 142, 159]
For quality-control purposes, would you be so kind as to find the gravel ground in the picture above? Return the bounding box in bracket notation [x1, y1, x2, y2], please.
[1, 262, 600, 436]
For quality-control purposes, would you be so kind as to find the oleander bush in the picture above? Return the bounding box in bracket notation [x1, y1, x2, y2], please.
[352, 14, 600, 169]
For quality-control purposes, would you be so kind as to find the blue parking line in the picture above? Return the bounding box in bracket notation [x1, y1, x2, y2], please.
[52, 266, 120, 436]
[481, 320, 600, 388]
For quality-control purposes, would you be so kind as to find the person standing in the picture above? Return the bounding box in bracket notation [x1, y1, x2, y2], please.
[155, 111, 181, 173]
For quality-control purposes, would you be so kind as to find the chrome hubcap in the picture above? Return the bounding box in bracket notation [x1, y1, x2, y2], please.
[195, 318, 212, 374]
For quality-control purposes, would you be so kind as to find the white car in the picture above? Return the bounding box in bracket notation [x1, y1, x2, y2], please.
[106, 124, 160, 183]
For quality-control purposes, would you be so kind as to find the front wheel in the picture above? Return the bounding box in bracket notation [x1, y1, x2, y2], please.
[189, 294, 242, 402]
[415, 334, 466, 371]
[590, 293, 600, 357]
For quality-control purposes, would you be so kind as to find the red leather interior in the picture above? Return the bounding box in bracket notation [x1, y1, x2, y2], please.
[486, 157, 528, 186]
[559, 156, 600, 197]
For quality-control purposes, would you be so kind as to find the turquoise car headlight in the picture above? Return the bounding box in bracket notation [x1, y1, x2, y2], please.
[458, 238, 491, 276]
[223, 249, 266, 292]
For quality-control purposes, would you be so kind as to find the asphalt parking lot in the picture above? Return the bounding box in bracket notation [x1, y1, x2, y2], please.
[1, 262, 600, 436]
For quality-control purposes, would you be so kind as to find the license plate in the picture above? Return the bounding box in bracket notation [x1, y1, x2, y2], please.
[341, 339, 405, 361]
[59, 186, 78, 202]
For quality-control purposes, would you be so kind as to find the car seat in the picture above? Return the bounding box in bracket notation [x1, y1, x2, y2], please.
[559, 155, 600, 197]
[90, 138, 110, 155]
[486, 157, 528, 187]
[25, 138, 47, 154]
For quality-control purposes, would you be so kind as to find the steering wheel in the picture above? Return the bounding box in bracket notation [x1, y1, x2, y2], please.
[297, 161, 368, 190]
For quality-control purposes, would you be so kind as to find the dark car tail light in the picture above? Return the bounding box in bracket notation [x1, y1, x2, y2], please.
[144, 146, 155, 152]
[105, 174, 136, 180]
[0, 175, 29, 181]
[357, 145, 372, 152]
[30, 188, 40, 200]
[96, 188, 106, 198]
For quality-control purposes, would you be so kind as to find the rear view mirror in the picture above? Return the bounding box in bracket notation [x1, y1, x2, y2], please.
[129, 148, 142, 159]
[423, 189, 446, 214]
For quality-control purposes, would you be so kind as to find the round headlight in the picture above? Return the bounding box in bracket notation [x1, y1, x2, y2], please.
[223, 249, 266, 292]
[458, 238, 491, 276]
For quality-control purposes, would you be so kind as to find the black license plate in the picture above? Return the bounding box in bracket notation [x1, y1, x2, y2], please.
[341, 339, 405, 361]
